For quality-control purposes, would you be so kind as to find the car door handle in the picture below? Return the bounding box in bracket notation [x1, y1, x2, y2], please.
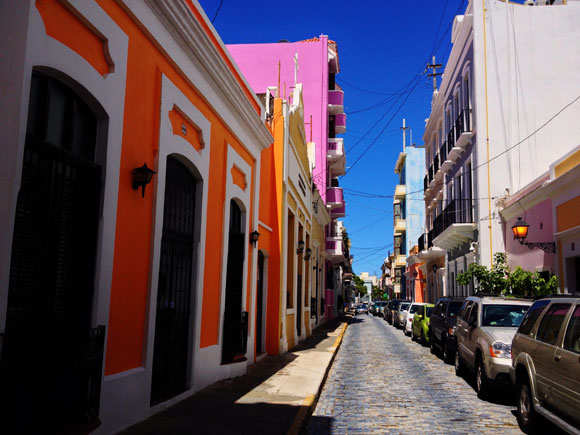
[554, 354, 562, 362]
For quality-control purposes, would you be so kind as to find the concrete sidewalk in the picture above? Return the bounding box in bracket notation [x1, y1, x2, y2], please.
[120, 315, 349, 435]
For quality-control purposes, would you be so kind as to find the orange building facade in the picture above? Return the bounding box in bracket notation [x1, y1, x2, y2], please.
[0, 1, 272, 432]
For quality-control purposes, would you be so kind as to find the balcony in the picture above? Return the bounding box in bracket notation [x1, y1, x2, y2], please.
[327, 187, 344, 209]
[418, 233, 426, 252]
[455, 109, 473, 150]
[326, 238, 343, 258]
[335, 113, 346, 134]
[328, 89, 344, 115]
[446, 128, 463, 162]
[432, 199, 477, 251]
[331, 203, 345, 218]
[424, 175, 428, 193]
[394, 184, 406, 200]
[327, 138, 344, 163]
[328, 138, 345, 176]
[394, 215, 406, 234]
[440, 141, 453, 174]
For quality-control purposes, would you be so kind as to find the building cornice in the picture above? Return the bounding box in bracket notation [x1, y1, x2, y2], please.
[127, 0, 272, 150]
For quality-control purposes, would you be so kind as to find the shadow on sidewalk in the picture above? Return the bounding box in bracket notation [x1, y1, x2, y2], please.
[121, 317, 348, 435]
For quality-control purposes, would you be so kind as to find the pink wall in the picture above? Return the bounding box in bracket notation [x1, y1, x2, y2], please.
[227, 38, 330, 202]
[505, 199, 554, 273]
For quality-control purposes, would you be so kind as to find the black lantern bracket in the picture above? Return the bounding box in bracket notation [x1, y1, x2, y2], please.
[512, 217, 556, 254]
[250, 230, 260, 247]
[132, 163, 156, 198]
[519, 240, 556, 254]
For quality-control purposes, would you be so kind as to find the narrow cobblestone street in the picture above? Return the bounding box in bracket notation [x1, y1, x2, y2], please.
[305, 314, 523, 434]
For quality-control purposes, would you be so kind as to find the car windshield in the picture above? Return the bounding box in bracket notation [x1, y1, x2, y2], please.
[448, 302, 462, 318]
[482, 304, 530, 327]
[426, 306, 434, 317]
[401, 303, 410, 311]
[409, 305, 421, 314]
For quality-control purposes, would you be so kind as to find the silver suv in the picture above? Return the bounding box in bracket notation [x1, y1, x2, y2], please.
[511, 294, 580, 434]
[454, 295, 532, 399]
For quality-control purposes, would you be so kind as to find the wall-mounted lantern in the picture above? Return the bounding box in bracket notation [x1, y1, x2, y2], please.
[132, 163, 156, 198]
[304, 248, 312, 260]
[297, 240, 305, 255]
[511, 217, 556, 254]
[250, 230, 260, 247]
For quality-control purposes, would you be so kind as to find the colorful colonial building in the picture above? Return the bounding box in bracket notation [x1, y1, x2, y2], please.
[0, 1, 272, 433]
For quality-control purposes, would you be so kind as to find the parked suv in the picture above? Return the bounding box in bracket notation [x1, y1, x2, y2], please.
[385, 299, 403, 324]
[454, 295, 532, 399]
[429, 297, 465, 363]
[394, 301, 411, 328]
[511, 294, 580, 433]
[375, 301, 388, 317]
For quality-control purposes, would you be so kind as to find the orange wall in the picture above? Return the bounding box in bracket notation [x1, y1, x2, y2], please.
[556, 196, 580, 233]
[71, 0, 258, 374]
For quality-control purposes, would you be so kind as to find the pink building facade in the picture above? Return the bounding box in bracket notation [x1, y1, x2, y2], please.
[228, 36, 348, 320]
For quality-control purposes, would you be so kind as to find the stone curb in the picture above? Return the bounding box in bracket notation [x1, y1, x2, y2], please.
[287, 316, 350, 435]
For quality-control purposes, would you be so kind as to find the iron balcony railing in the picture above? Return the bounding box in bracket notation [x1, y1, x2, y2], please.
[431, 199, 475, 244]
[433, 153, 439, 174]
[427, 228, 434, 248]
[447, 128, 455, 151]
[418, 233, 427, 252]
[443, 198, 474, 229]
[428, 164, 434, 183]
[455, 108, 471, 139]
[440, 141, 447, 163]
[424, 175, 428, 192]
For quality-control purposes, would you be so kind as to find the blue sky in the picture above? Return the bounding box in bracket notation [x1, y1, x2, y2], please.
[198, 0, 469, 275]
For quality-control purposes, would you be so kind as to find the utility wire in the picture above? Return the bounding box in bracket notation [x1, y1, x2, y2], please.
[211, 0, 224, 23]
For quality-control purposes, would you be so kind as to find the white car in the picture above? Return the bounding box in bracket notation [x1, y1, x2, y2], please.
[404, 303, 427, 336]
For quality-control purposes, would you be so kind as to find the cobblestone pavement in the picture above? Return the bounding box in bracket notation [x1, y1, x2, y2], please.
[304, 314, 523, 434]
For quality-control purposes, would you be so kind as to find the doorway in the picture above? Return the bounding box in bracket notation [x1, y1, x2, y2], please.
[1, 71, 105, 432]
[222, 200, 246, 364]
[151, 156, 197, 405]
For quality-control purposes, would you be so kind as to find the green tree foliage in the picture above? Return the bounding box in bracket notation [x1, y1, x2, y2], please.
[371, 285, 386, 301]
[352, 275, 367, 297]
[456, 252, 557, 296]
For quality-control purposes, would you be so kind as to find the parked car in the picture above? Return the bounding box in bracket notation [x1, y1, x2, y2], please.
[390, 299, 410, 327]
[404, 303, 426, 336]
[385, 299, 401, 324]
[394, 302, 411, 328]
[411, 304, 434, 344]
[429, 297, 465, 363]
[375, 301, 388, 317]
[383, 299, 394, 323]
[511, 294, 580, 433]
[354, 304, 367, 315]
[454, 295, 532, 399]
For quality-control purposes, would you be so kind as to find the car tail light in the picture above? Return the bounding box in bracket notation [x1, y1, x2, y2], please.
[408, 318, 412, 322]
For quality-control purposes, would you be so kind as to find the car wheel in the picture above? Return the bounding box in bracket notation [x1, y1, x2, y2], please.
[475, 356, 490, 399]
[454, 349, 464, 377]
[517, 378, 537, 434]
[421, 329, 426, 345]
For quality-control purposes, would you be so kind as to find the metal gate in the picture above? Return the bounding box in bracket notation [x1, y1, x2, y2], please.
[151, 156, 196, 405]
[1, 137, 104, 432]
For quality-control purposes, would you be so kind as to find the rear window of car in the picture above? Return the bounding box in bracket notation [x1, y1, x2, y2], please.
[409, 304, 421, 314]
[564, 305, 580, 354]
[448, 302, 462, 318]
[518, 299, 550, 335]
[426, 306, 434, 317]
[392, 301, 401, 310]
[537, 303, 572, 346]
[401, 303, 410, 311]
[482, 304, 529, 327]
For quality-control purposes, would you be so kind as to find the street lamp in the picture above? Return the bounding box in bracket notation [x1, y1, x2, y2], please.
[132, 163, 156, 198]
[250, 230, 260, 247]
[297, 240, 305, 255]
[511, 217, 556, 254]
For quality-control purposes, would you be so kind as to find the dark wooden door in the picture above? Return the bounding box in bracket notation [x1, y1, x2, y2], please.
[1, 72, 104, 432]
[222, 201, 245, 364]
[296, 273, 302, 337]
[256, 251, 264, 353]
[151, 156, 196, 405]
